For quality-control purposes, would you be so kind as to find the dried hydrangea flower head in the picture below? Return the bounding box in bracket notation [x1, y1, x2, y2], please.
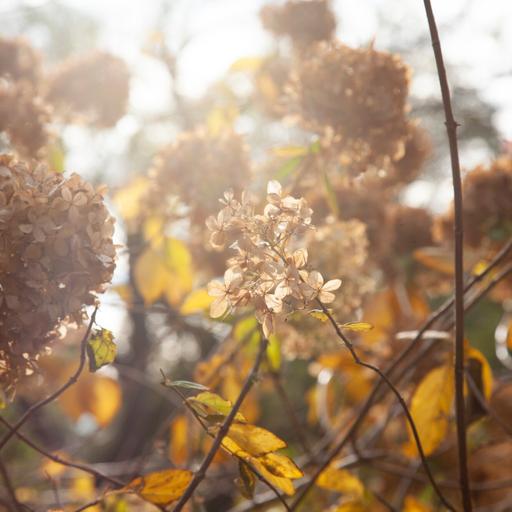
[206, 181, 341, 337]
[148, 127, 251, 225]
[287, 41, 411, 167]
[260, 0, 336, 50]
[306, 218, 374, 319]
[436, 155, 512, 248]
[0, 36, 41, 85]
[0, 81, 52, 157]
[0, 155, 116, 395]
[45, 51, 129, 127]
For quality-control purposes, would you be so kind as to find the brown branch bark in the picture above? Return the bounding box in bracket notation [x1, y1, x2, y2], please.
[173, 337, 269, 512]
[0, 308, 98, 452]
[421, 0, 471, 508]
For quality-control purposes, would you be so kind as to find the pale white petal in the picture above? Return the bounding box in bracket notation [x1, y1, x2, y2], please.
[210, 297, 229, 318]
[265, 293, 283, 313]
[319, 291, 336, 303]
[292, 248, 308, 268]
[307, 270, 324, 290]
[207, 280, 226, 297]
[267, 180, 282, 197]
[322, 279, 342, 292]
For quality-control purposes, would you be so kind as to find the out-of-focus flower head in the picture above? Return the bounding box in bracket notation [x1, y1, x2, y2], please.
[287, 41, 411, 169]
[260, 0, 336, 50]
[206, 181, 341, 337]
[436, 155, 512, 248]
[0, 154, 116, 395]
[45, 51, 130, 127]
[306, 218, 375, 319]
[0, 36, 41, 85]
[0, 81, 52, 157]
[148, 127, 251, 226]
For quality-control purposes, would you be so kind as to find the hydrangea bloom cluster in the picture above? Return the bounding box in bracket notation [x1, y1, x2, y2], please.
[206, 181, 341, 337]
[0, 155, 116, 394]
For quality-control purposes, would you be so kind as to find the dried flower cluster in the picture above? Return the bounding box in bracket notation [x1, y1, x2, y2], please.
[0, 81, 52, 157]
[206, 181, 341, 337]
[260, 0, 336, 50]
[0, 154, 116, 394]
[0, 36, 41, 85]
[45, 51, 130, 127]
[148, 128, 251, 225]
[287, 41, 411, 168]
[436, 155, 512, 247]
[306, 218, 374, 319]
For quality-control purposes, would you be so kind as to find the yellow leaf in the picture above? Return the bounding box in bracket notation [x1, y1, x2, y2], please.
[112, 284, 134, 305]
[235, 461, 256, 499]
[143, 215, 164, 245]
[259, 452, 303, 479]
[266, 334, 281, 371]
[230, 56, 264, 72]
[339, 322, 374, 332]
[403, 495, 433, 511]
[233, 317, 260, 343]
[126, 469, 193, 505]
[328, 500, 366, 512]
[467, 346, 493, 400]
[187, 392, 247, 422]
[404, 364, 454, 457]
[87, 328, 116, 372]
[59, 373, 122, 427]
[134, 247, 168, 304]
[317, 466, 364, 497]
[163, 238, 194, 306]
[413, 247, 454, 275]
[225, 424, 286, 457]
[169, 415, 188, 465]
[309, 310, 329, 322]
[180, 289, 213, 315]
[206, 105, 239, 135]
[272, 145, 309, 158]
[250, 457, 296, 496]
[113, 176, 151, 222]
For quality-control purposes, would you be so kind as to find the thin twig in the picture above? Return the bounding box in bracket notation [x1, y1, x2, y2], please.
[0, 458, 23, 511]
[0, 416, 124, 488]
[421, 0, 471, 508]
[173, 338, 270, 512]
[295, 301, 454, 511]
[0, 308, 98, 452]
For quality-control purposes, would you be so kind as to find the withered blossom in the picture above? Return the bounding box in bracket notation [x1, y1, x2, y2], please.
[45, 51, 129, 127]
[0, 81, 52, 157]
[287, 41, 411, 167]
[0, 155, 116, 394]
[0, 36, 41, 85]
[206, 181, 341, 337]
[148, 127, 251, 225]
[260, 0, 336, 50]
[436, 155, 512, 248]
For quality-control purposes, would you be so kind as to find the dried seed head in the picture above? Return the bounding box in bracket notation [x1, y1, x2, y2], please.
[260, 0, 336, 50]
[45, 51, 130, 127]
[0, 154, 116, 394]
[0, 36, 41, 85]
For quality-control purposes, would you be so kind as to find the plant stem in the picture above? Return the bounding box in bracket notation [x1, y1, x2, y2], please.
[173, 337, 269, 512]
[0, 308, 98, 453]
[421, 0, 471, 508]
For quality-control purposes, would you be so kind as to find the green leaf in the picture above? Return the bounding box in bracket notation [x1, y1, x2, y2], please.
[275, 156, 302, 180]
[87, 328, 117, 372]
[162, 379, 210, 391]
